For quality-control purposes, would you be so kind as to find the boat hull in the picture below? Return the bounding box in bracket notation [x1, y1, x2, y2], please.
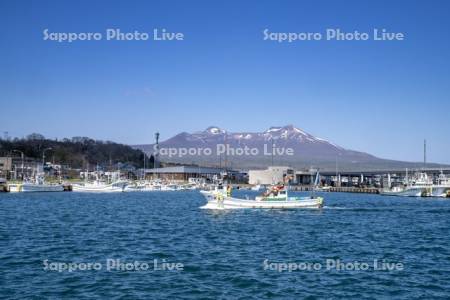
[381, 187, 426, 197]
[8, 184, 23, 192]
[21, 184, 64, 192]
[200, 194, 324, 209]
[124, 185, 161, 192]
[72, 181, 127, 193]
[382, 186, 450, 197]
[431, 186, 450, 197]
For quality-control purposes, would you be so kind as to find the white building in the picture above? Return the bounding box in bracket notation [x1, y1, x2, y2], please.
[248, 166, 294, 185]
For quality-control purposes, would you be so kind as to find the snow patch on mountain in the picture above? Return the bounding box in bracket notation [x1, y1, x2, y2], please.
[205, 126, 225, 135]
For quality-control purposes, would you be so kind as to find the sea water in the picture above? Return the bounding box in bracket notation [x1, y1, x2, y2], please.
[1, 191, 449, 298]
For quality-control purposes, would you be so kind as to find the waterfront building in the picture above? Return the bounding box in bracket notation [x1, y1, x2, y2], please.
[0, 156, 40, 180]
[143, 166, 245, 183]
[248, 166, 294, 185]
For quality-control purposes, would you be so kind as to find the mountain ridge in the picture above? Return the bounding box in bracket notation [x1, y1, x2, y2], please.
[134, 125, 444, 171]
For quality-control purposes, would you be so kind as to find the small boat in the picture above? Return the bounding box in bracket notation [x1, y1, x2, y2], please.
[124, 182, 145, 192]
[8, 176, 64, 192]
[314, 185, 331, 192]
[161, 184, 179, 191]
[381, 186, 427, 197]
[381, 172, 433, 197]
[180, 183, 198, 190]
[124, 181, 166, 192]
[431, 172, 450, 197]
[72, 180, 128, 192]
[200, 185, 324, 209]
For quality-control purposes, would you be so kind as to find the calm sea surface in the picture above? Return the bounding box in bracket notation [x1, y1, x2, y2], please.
[1, 190, 450, 299]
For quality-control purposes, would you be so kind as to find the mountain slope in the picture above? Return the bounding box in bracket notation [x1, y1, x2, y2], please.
[134, 125, 439, 171]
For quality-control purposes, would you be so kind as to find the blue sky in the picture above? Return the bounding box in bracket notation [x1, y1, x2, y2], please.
[1, 0, 449, 163]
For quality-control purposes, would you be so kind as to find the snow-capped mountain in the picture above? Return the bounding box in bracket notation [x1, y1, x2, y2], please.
[168, 125, 342, 148]
[133, 125, 427, 170]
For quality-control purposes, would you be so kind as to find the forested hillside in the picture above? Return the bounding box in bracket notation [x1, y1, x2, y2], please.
[0, 133, 153, 169]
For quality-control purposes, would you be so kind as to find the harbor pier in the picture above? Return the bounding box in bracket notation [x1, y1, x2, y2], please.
[296, 168, 450, 190]
[291, 185, 380, 194]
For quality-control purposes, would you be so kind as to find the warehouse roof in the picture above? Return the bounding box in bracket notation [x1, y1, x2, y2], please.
[143, 166, 224, 174]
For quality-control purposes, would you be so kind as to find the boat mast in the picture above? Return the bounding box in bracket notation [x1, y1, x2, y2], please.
[271, 137, 274, 167]
[335, 156, 339, 187]
[405, 168, 409, 185]
[312, 169, 320, 198]
[154, 132, 160, 179]
[143, 150, 146, 181]
[224, 133, 227, 172]
[423, 139, 427, 169]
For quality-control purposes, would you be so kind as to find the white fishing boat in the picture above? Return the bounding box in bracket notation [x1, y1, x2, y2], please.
[125, 179, 197, 192]
[381, 172, 433, 197]
[314, 185, 331, 192]
[8, 176, 64, 192]
[381, 186, 427, 197]
[200, 185, 323, 209]
[172, 183, 197, 191]
[124, 182, 145, 192]
[427, 172, 450, 197]
[72, 180, 128, 192]
[124, 181, 165, 192]
[161, 183, 179, 191]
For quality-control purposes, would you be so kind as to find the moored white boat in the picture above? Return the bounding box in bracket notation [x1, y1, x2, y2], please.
[8, 176, 64, 192]
[432, 172, 450, 197]
[72, 180, 128, 192]
[314, 185, 331, 192]
[381, 186, 426, 197]
[381, 172, 433, 197]
[124, 181, 165, 192]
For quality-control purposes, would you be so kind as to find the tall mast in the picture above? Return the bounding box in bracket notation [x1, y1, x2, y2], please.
[154, 132, 160, 180]
[423, 139, 427, 169]
[271, 137, 274, 167]
[143, 150, 146, 181]
[154, 132, 160, 169]
[223, 133, 227, 172]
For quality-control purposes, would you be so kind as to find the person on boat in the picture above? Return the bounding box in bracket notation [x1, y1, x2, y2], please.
[261, 185, 281, 197]
[273, 185, 284, 196]
[226, 185, 232, 197]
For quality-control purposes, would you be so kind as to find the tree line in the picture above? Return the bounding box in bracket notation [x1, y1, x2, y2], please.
[0, 133, 154, 170]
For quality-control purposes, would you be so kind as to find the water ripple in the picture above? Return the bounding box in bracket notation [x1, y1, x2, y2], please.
[1, 191, 450, 298]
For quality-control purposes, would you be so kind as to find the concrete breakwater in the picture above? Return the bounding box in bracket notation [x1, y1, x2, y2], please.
[291, 186, 380, 194]
[235, 184, 380, 194]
